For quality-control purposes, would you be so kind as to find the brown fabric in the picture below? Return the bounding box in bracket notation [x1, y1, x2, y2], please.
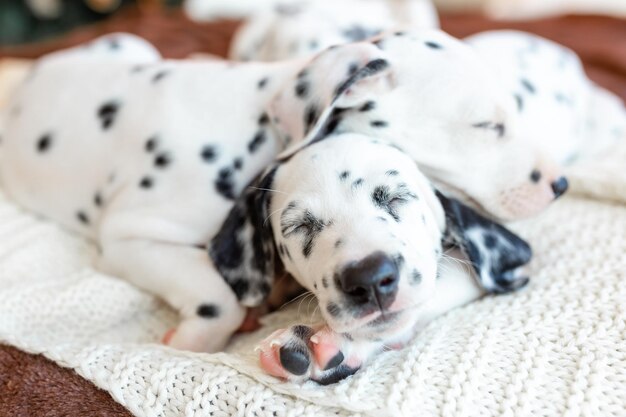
[0, 8, 625, 417]
[0, 344, 133, 417]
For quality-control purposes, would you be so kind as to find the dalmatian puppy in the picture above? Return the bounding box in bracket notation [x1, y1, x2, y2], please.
[464, 31, 626, 166]
[228, 0, 439, 61]
[0, 33, 532, 383]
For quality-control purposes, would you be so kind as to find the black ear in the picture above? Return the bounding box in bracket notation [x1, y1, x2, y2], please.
[209, 166, 281, 307]
[435, 191, 532, 294]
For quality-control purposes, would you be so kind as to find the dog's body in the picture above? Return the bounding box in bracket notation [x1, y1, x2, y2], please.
[1, 32, 540, 383]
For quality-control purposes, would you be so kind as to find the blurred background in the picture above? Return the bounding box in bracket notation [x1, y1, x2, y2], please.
[0, 0, 624, 102]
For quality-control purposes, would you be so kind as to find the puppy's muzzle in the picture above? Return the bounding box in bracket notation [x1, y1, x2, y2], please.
[339, 252, 399, 311]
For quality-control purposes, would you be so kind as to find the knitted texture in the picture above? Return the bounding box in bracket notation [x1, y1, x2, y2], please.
[0, 182, 625, 416]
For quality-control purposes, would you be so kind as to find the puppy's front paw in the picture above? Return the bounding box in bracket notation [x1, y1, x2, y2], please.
[257, 325, 361, 384]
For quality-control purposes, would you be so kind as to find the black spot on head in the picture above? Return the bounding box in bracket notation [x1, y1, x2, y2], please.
[201, 144, 218, 162]
[36, 133, 53, 153]
[130, 64, 146, 73]
[394, 31, 407, 37]
[97, 101, 120, 130]
[233, 157, 243, 170]
[339, 171, 350, 180]
[484, 233, 497, 249]
[352, 178, 364, 188]
[295, 81, 310, 99]
[411, 269, 422, 285]
[215, 168, 236, 200]
[334, 239, 343, 249]
[139, 176, 153, 189]
[376, 216, 388, 222]
[196, 303, 220, 318]
[152, 70, 170, 83]
[347, 62, 359, 76]
[258, 113, 270, 125]
[258, 77, 269, 89]
[326, 302, 341, 317]
[386, 170, 399, 176]
[248, 131, 267, 153]
[145, 137, 158, 152]
[359, 101, 376, 112]
[371, 120, 388, 128]
[322, 277, 329, 288]
[425, 41, 442, 49]
[94, 192, 103, 207]
[520, 78, 536, 94]
[154, 152, 172, 169]
[76, 211, 90, 225]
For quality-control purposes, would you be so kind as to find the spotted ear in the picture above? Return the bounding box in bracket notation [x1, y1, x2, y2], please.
[209, 166, 282, 307]
[435, 191, 532, 294]
[269, 42, 396, 158]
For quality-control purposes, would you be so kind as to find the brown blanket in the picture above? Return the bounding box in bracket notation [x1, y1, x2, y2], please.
[0, 9, 625, 416]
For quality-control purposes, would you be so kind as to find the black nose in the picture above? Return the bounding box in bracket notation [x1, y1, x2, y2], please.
[551, 177, 569, 198]
[339, 252, 399, 310]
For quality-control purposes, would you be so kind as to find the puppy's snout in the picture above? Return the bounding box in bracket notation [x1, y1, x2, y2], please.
[339, 252, 399, 310]
[551, 176, 569, 198]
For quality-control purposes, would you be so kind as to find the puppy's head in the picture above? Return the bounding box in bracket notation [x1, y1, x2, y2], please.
[212, 134, 445, 340]
[269, 30, 568, 221]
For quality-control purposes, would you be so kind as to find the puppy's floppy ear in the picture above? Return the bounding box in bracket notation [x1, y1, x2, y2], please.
[210, 166, 282, 307]
[435, 191, 532, 294]
[269, 42, 396, 158]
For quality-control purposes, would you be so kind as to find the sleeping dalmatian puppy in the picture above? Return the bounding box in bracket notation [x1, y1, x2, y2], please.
[0, 33, 535, 383]
[231, 10, 626, 172]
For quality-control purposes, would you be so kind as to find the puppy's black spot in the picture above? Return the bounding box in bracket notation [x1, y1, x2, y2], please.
[352, 178, 364, 188]
[139, 176, 153, 189]
[304, 104, 320, 134]
[215, 167, 236, 200]
[315, 364, 359, 385]
[248, 131, 266, 153]
[377, 216, 388, 222]
[258, 77, 269, 89]
[107, 38, 120, 50]
[339, 171, 350, 180]
[258, 112, 270, 125]
[411, 269, 422, 285]
[97, 101, 120, 130]
[279, 345, 310, 376]
[76, 211, 90, 225]
[326, 302, 341, 317]
[484, 233, 497, 249]
[425, 41, 442, 49]
[233, 157, 243, 170]
[231, 279, 250, 301]
[131, 64, 146, 73]
[359, 101, 376, 112]
[152, 70, 170, 83]
[394, 254, 405, 269]
[520, 78, 536, 94]
[154, 153, 172, 169]
[295, 81, 310, 99]
[322, 277, 329, 288]
[145, 137, 158, 152]
[324, 351, 345, 370]
[334, 239, 343, 249]
[348, 62, 359, 76]
[371, 120, 388, 128]
[386, 170, 399, 176]
[292, 325, 314, 340]
[94, 193, 103, 207]
[530, 169, 542, 183]
[36, 133, 52, 153]
[196, 303, 220, 318]
[201, 145, 218, 162]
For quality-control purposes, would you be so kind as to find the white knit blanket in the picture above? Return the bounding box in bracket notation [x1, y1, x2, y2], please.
[1, 62, 626, 416]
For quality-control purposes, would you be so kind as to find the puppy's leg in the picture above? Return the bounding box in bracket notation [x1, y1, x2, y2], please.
[98, 240, 246, 353]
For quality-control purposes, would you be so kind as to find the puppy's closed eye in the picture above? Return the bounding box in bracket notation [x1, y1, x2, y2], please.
[472, 121, 506, 138]
[372, 183, 417, 221]
[281, 208, 327, 237]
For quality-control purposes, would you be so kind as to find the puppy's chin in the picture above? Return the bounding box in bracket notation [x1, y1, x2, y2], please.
[329, 307, 420, 342]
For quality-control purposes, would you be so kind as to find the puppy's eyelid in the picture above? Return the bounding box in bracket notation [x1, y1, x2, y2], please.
[472, 121, 506, 138]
